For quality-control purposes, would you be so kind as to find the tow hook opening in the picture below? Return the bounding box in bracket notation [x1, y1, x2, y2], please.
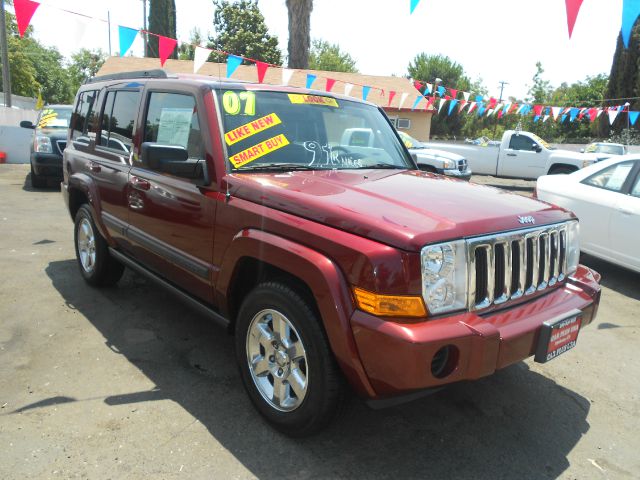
[431, 345, 459, 379]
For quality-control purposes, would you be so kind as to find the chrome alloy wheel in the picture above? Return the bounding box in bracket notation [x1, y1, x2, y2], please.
[246, 309, 308, 412]
[77, 217, 96, 274]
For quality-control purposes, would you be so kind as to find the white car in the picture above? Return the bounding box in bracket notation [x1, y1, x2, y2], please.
[536, 156, 640, 273]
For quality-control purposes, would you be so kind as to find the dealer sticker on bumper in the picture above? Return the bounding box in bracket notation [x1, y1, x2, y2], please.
[534, 309, 582, 363]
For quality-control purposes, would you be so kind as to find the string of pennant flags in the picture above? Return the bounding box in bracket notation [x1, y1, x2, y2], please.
[9, 0, 640, 127]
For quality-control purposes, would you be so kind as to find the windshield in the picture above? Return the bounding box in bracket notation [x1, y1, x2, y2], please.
[398, 131, 425, 149]
[531, 133, 554, 150]
[586, 143, 624, 155]
[216, 90, 414, 171]
[37, 107, 72, 129]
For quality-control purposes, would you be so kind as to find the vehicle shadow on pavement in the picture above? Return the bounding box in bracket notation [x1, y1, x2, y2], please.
[44, 259, 590, 480]
[21, 173, 61, 192]
[579, 253, 640, 301]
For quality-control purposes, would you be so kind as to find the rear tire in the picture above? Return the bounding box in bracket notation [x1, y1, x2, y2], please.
[74, 205, 124, 287]
[235, 282, 344, 437]
[30, 164, 47, 188]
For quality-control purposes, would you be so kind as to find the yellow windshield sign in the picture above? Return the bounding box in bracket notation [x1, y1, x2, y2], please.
[288, 94, 338, 107]
[230, 134, 290, 168]
[224, 113, 282, 146]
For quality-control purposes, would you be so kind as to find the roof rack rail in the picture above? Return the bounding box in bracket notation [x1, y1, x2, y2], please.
[85, 69, 171, 84]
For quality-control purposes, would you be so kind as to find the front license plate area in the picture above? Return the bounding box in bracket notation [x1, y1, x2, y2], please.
[534, 309, 582, 363]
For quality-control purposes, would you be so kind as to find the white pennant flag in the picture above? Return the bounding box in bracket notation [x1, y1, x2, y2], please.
[596, 108, 603, 118]
[516, 104, 526, 115]
[344, 83, 354, 96]
[543, 115, 550, 123]
[437, 97, 447, 114]
[486, 109, 495, 117]
[608, 107, 621, 124]
[462, 91, 470, 102]
[467, 101, 477, 114]
[398, 92, 409, 110]
[425, 83, 433, 94]
[68, 15, 90, 49]
[551, 106, 562, 120]
[193, 46, 212, 74]
[503, 102, 512, 114]
[282, 68, 294, 85]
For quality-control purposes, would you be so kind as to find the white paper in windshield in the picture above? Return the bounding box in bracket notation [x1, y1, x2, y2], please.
[156, 107, 192, 147]
[606, 163, 633, 190]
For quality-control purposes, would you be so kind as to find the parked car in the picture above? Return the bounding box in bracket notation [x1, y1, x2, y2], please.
[62, 69, 601, 436]
[430, 130, 597, 179]
[580, 142, 627, 159]
[397, 131, 471, 180]
[21, 105, 73, 187]
[536, 156, 640, 273]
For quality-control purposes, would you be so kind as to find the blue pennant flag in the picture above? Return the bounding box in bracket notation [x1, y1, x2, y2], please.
[477, 106, 486, 116]
[362, 86, 371, 101]
[630, 111, 640, 126]
[534, 115, 540, 123]
[410, 0, 421, 14]
[226, 55, 243, 78]
[475, 95, 484, 103]
[622, 0, 640, 47]
[411, 95, 422, 110]
[437, 85, 446, 97]
[118, 26, 139, 57]
[448, 99, 459, 115]
[569, 107, 580, 122]
[561, 114, 568, 123]
[306, 73, 316, 89]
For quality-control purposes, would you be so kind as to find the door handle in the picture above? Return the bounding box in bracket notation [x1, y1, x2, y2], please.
[617, 208, 633, 215]
[506, 153, 517, 157]
[129, 176, 151, 191]
[88, 162, 101, 173]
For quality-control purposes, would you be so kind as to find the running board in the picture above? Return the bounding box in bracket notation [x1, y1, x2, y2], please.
[109, 247, 230, 329]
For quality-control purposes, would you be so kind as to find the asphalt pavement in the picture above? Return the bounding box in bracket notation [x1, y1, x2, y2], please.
[1, 165, 638, 479]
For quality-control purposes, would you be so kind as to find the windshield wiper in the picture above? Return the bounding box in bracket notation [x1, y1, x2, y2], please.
[349, 163, 407, 170]
[234, 163, 317, 172]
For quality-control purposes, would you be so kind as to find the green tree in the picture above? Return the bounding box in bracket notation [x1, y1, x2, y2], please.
[68, 49, 107, 92]
[408, 53, 472, 137]
[286, 0, 313, 68]
[207, 0, 281, 65]
[527, 61, 553, 104]
[308, 39, 357, 72]
[146, 0, 177, 59]
[178, 28, 203, 61]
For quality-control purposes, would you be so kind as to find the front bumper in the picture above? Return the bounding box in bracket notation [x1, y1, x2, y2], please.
[439, 167, 472, 180]
[350, 264, 600, 398]
[31, 152, 63, 178]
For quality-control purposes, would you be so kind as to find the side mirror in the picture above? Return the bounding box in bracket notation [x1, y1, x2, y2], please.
[141, 142, 188, 170]
[579, 148, 585, 153]
[20, 120, 35, 129]
[534, 145, 542, 153]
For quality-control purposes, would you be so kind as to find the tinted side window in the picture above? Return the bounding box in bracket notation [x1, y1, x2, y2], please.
[71, 90, 98, 142]
[582, 161, 635, 193]
[100, 91, 140, 154]
[509, 135, 537, 151]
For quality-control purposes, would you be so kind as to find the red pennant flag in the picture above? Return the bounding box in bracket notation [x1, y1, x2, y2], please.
[445, 95, 452, 101]
[158, 35, 177, 67]
[533, 104, 544, 117]
[578, 108, 586, 120]
[425, 96, 436, 110]
[565, 0, 584, 38]
[449, 88, 458, 99]
[508, 103, 518, 114]
[413, 81, 423, 91]
[255, 61, 269, 83]
[326, 78, 336, 92]
[497, 110, 504, 119]
[14, 0, 40, 37]
[588, 108, 598, 122]
[388, 91, 396, 107]
[488, 97, 497, 109]
[458, 100, 467, 112]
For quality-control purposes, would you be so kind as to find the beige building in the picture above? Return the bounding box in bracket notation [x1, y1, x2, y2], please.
[97, 56, 434, 141]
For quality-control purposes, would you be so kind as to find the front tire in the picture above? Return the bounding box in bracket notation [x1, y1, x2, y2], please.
[74, 205, 124, 286]
[235, 282, 344, 437]
[30, 164, 46, 188]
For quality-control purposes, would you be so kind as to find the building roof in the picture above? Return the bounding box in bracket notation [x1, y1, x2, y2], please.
[97, 56, 434, 113]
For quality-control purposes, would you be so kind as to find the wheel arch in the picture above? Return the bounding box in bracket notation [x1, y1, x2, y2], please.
[548, 163, 578, 174]
[67, 174, 111, 243]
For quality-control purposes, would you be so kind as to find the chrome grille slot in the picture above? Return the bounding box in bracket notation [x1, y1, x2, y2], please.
[467, 223, 568, 311]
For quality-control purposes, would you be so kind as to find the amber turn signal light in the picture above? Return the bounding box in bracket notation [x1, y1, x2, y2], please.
[353, 287, 427, 318]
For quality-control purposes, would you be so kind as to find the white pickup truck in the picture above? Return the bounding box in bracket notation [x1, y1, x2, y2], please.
[429, 130, 596, 180]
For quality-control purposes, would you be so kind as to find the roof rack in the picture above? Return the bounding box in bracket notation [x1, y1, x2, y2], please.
[85, 69, 171, 84]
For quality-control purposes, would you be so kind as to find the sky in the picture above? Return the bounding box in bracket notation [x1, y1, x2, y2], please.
[26, 0, 624, 101]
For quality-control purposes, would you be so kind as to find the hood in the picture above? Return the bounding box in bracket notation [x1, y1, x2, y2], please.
[227, 169, 572, 251]
[409, 147, 465, 162]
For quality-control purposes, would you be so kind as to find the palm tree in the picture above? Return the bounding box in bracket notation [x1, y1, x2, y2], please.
[285, 0, 313, 68]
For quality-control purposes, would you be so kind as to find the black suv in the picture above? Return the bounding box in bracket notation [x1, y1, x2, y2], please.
[21, 105, 73, 187]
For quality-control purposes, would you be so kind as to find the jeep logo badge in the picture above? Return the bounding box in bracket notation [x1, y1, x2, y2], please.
[518, 215, 535, 225]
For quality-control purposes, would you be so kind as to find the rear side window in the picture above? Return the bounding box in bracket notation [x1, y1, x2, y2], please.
[71, 90, 99, 142]
[582, 161, 635, 193]
[99, 90, 140, 154]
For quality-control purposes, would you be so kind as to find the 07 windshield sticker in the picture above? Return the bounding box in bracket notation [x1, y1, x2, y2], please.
[224, 113, 282, 146]
[230, 134, 290, 168]
[288, 94, 339, 108]
[303, 141, 363, 168]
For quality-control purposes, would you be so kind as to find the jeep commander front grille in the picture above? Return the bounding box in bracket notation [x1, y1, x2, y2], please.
[468, 223, 568, 311]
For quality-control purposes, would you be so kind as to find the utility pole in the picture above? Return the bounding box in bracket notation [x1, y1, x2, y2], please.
[142, 0, 148, 56]
[107, 10, 112, 56]
[0, 0, 12, 108]
[492, 80, 509, 140]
